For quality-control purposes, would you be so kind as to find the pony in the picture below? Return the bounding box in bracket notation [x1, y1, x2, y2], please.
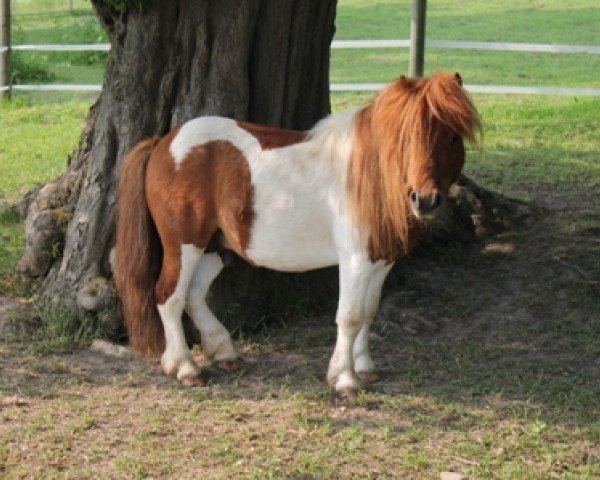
[114, 72, 481, 397]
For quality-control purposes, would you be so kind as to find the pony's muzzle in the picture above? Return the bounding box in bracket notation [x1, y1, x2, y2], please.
[409, 189, 443, 219]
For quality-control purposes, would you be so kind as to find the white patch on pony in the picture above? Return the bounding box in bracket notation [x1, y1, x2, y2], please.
[244, 111, 358, 271]
[170, 117, 262, 170]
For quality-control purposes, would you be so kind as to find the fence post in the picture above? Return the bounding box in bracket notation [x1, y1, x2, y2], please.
[0, 0, 10, 99]
[408, 0, 427, 78]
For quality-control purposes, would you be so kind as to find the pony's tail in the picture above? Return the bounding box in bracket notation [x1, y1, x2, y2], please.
[114, 137, 165, 357]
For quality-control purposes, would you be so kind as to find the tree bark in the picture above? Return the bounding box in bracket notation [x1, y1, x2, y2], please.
[17, 0, 337, 337]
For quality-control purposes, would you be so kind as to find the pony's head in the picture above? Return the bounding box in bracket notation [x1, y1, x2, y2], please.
[373, 72, 481, 221]
[348, 72, 481, 261]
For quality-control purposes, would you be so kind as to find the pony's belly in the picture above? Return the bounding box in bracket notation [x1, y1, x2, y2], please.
[244, 159, 341, 272]
[245, 223, 338, 272]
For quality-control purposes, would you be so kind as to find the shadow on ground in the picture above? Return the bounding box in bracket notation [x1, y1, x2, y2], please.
[1, 192, 599, 427]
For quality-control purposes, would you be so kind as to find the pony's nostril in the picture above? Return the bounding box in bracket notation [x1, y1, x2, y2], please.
[409, 190, 418, 205]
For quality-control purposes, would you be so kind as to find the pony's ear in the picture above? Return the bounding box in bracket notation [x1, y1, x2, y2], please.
[398, 74, 407, 82]
[454, 72, 463, 86]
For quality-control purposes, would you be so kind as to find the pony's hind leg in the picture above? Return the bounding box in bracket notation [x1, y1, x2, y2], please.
[185, 253, 238, 369]
[156, 244, 203, 385]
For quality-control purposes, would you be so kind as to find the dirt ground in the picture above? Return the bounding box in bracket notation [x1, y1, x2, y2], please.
[1, 189, 599, 479]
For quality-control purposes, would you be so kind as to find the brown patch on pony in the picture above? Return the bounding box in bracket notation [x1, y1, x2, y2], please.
[114, 137, 166, 357]
[145, 137, 256, 304]
[237, 121, 308, 149]
[348, 72, 482, 262]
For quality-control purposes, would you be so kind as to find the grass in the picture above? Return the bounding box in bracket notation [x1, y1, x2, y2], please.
[332, 0, 600, 88]
[466, 95, 600, 195]
[0, 99, 89, 203]
[10, 1, 107, 86]
[0, 208, 24, 294]
[0, 99, 90, 295]
[7, 0, 600, 90]
[335, 0, 600, 44]
[0, 98, 89, 295]
[1, 335, 598, 479]
[1, 0, 599, 478]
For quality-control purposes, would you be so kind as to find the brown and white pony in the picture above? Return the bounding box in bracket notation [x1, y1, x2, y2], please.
[114, 72, 481, 397]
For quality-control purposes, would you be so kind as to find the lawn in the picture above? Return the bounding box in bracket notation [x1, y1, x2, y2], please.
[1, 1, 599, 479]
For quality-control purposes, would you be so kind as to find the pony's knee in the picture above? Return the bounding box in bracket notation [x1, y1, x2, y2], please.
[336, 313, 363, 337]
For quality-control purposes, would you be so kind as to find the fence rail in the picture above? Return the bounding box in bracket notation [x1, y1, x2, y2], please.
[332, 39, 600, 54]
[2, 39, 600, 96]
[6, 43, 109, 52]
[6, 39, 600, 54]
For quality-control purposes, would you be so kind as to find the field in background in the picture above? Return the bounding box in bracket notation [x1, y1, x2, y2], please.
[6, 0, 600, 91]
[1, 1, 599, 478]
[333, 0, 600, 87]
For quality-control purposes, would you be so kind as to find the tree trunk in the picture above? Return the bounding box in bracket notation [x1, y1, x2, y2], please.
[17, 0, 337, 337]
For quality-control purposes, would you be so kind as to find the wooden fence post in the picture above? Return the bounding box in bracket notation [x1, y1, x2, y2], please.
[408, 0, 427, 78]
[0, 0, 10, 99]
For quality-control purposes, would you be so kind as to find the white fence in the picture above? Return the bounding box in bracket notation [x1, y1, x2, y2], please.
[1, 39, 600, 96]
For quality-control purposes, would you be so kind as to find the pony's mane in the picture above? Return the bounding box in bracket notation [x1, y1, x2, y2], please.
[348, 72, 482, 262]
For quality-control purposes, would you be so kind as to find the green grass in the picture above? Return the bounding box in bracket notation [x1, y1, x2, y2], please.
[11, 1, 107, 86]
[1, 337, 598, 479]
[0, 208, 24, 294]
[333, 0, 600, 88]
[7, 0, 600, 90]
[331, 49, 600, 88]
[12, 0, 91, 15]
[336, 0, 600, 44]
[467, 95, 600, 196]
[0, 99, 90, 294]
[0, 99, 90, 203]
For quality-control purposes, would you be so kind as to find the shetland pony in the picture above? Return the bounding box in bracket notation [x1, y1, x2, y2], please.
[114, 72, 481, 397]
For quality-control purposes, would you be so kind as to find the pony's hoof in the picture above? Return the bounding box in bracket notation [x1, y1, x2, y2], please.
[216, 359, 240, 372]
[179, 374, 204, 387]
[335, 386, 358, 400]
[356, 370, 379, 383]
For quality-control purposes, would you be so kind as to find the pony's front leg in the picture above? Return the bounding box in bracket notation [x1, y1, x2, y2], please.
[327, 259, 377, 397]
[157, 245, 203, 386]
[353, 263, 393, 383]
